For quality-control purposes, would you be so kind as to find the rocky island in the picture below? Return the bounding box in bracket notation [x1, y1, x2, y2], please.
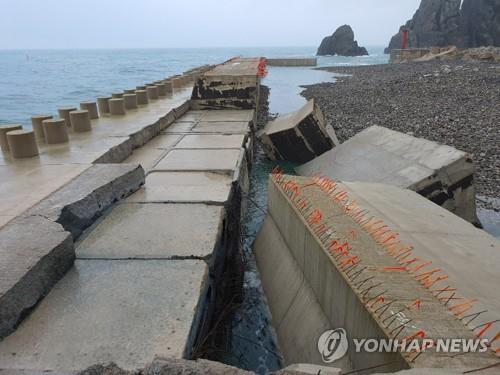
[317, 25, 368, 56]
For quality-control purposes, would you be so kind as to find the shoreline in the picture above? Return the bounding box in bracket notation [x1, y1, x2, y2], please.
[302, 61, 500, 211]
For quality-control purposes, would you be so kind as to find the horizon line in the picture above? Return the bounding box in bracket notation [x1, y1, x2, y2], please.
[0, 45, 386, 51]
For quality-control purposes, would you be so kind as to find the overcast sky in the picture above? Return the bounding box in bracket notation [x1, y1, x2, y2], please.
[0, 0, 421, 49]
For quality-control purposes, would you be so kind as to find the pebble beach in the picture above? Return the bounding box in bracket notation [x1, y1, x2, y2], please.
[302, 61, 500, 210]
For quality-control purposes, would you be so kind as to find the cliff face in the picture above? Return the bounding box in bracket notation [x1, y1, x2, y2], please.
[461, 0, 500, 47]
[385, 0, 500, 53]
[317, 25, 368, 56]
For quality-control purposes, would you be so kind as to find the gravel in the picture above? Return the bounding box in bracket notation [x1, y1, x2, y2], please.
[301, 61, 500, 207]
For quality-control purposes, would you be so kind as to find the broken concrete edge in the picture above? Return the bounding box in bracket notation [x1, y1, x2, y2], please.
[0, 164, 145, 340]
[0, 360, 481, 375]
[0, 216, 74, 340]
[188, 148, 251, 360]
[27, 164, 146, 239]
[7, 358, 339, 375]
[93, 100, 191, 164]
[258, 99, 334, 163]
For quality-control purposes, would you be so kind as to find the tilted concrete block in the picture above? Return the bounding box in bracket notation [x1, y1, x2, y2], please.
[258, 99, 336, 163]
[296, 125, 479, 225]
[255, 175, 500, 372]
[0, 216, 74, 339]
[28, 164, 145, 238]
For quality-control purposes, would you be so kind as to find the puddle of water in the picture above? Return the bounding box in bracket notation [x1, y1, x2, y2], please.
[264, 66, 336, 115]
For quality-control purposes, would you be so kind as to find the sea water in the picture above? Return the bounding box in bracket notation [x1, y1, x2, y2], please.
[0, 46, 388, 127]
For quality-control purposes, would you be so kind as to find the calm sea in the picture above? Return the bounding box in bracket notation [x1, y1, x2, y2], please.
[0, 46, 388, 127]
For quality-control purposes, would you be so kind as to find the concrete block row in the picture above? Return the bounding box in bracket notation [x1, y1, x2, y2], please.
[0, 64, 212, 160]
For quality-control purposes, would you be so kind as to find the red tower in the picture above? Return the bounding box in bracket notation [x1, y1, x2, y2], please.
[401, 28, 410, 49]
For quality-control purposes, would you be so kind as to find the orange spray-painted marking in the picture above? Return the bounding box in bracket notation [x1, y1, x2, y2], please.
[476, 322, 495, 338]
[408, 299, 422, 310]
[381, 266, 408, 272]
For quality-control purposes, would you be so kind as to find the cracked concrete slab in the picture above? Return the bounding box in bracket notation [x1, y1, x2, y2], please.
[0, 215, 73, 339]
[139, 134, 182, 150]
[27, 164, 145, 239]
[162, 123, 195, 134]
[175, 134, 246, 149]
[0, 164, 145, 339]
[200, 110, 254, 122]
[126, 171, 233, 203]
[123, 148, 166, 171]
[192, 121, 249, 134]
[0, 259, 208, 371]
[154, 149, 242, 172]
[76, 203, 224, 259]
[0, 164, 91, 225]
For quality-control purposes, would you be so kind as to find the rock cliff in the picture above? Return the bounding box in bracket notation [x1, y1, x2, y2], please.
[317, 25, 368, 56]
[385, 0, 500, 53]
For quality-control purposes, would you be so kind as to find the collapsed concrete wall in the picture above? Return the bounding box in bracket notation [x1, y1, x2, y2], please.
[297, 126, 479, 225]
[191, 58, 264, 111]
[254, 173, 500, 373]
[258, 100, 336, 163]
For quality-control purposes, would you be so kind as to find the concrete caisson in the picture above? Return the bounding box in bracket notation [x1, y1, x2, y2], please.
[135, 90, 149, 105]
[124, 89, 136, 94]
[123, 94, 138, 110]
[80, 102, 99, 119]
[58, 107, 77, 128]
[0, 124, 23, 152]
[97, 97, 111, 115]
[31, 115, 53, 141]
[69, 110, 92, 132]
[111, 92, 124, 99]
[136, 85, 146, 90]
[6, 129, 39, 158]
[146, 86, 159, 100]
[42, 118, 69, 144]
[109, 98, 126, 115]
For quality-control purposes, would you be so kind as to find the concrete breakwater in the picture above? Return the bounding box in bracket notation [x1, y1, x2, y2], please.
[266, 58, 317, 67]
[0, 59, 266, 372]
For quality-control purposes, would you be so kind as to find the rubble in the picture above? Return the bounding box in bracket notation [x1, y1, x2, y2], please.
[258, 99, 336, 163]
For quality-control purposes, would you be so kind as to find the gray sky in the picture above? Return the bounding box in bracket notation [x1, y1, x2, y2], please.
[0, 0, 420, 49]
